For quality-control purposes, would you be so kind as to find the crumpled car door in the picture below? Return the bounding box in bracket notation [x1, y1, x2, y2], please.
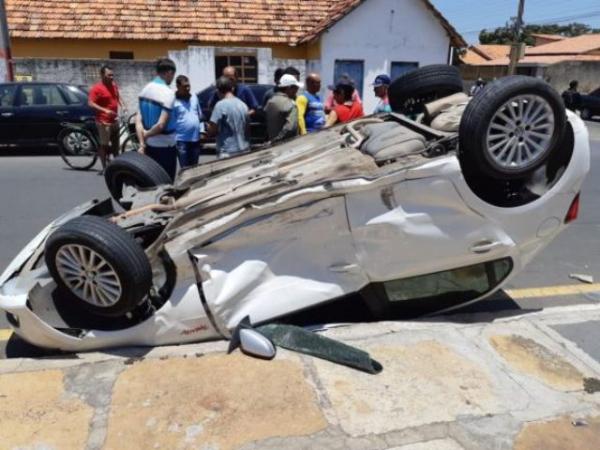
[193, 196, 370, 330]
[345, 176, 519, 283]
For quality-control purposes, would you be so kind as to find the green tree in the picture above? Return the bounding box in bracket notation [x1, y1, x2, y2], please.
[479, 21, 600, 45]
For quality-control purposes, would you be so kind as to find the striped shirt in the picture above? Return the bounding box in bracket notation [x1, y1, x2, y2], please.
[139, 77, 177, 147]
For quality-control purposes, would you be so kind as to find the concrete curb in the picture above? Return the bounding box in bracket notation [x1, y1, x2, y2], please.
[2, 304, 600, 449]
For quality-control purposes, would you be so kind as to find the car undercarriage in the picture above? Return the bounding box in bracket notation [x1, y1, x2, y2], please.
[0, 69, 591, 353]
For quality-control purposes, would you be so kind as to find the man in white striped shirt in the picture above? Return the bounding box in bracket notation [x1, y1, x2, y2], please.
[135, 58, 178, 180]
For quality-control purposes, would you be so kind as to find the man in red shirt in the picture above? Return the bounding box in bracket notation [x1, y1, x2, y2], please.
[88, 65, 122, 171]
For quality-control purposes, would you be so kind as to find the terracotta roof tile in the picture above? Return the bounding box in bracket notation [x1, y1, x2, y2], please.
[461, 49, 488, 65]
[527, 33, 600, 55]
[460, 45, 510, 65]
[474, 54, 600, 66]
[530, 33, 566, 41]
[6, 0, 465, 46]
[474, 44, 511, 60]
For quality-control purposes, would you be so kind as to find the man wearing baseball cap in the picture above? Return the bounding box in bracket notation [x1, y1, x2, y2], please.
[265, 74, 303, 143]
[372, 74, 392, 114]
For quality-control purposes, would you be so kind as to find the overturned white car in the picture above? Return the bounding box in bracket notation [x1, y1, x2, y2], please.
[0, 68, 590, 352]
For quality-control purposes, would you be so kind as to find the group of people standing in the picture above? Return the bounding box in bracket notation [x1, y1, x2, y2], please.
[262, 68, 393, 145]
[87, 57, 395, 181]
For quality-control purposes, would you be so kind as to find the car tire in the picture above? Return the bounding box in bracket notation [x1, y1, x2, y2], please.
[58, 127, 98, 171]
[104, 152, 172, 208]
[580, 108, 592, 120]
[458, 76, 566, 180]
[44, 216, 153, 318]
[389, 65, 464, 115]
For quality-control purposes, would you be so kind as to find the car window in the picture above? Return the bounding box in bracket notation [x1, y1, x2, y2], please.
[383, 258, 512, 304]
[62, 85, 85, 104]
[19, 85, 67, 107]
[0, 84, 17, 107]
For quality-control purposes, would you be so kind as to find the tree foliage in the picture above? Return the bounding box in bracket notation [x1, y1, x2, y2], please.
[479, 21, 600, 45]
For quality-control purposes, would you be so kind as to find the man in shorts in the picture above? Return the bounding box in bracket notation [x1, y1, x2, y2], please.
[88, 65, 122, 171]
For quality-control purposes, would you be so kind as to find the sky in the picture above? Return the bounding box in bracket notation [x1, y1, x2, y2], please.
[430, 0, 600, 44]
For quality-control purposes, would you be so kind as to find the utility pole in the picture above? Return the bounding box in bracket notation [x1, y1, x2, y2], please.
[508, 0, 526, 75]
[0, 0, 13, 82]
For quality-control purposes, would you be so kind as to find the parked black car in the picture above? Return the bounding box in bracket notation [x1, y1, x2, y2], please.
[0, 82, 94, 148]
[197, 84, 273, 145]
[580, 87, 600, 120]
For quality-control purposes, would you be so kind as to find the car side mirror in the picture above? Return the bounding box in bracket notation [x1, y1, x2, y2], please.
[228, 316, 277, 360]
[239, 329, 276, 360]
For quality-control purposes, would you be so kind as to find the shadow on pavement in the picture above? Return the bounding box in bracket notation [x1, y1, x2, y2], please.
[429, 290, 542, 323]
[2, 334, 76, 359]
[0, 146, 61, 157]
[1, 291, 539, 359]
[2, 334, 154, 360]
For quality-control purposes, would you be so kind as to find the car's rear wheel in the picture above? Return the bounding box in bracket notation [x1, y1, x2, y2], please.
[459, 76, 566, 180]
[45, 216, 152, 317]
[104, 152, 172, 209]
[58, 128, 98, 170]
[389, 65, 464, 115]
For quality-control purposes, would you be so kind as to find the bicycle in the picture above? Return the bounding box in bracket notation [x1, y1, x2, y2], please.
[58, 113, 139, 170]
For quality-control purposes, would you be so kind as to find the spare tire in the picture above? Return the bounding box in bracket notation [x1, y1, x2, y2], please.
[389, 65, 464, 115]
[45, 216, 153, 318]
[458, 76, 566, 180]
[104, 152, 172, 209]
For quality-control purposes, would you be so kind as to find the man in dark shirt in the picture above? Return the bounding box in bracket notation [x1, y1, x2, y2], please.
[208, 66, 258, 115]
[562, 80, 581, 111]
[265, 74, 301, 143]
[262, 67, 284, 108]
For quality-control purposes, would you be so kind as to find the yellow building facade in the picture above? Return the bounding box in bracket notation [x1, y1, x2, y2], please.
[11, 38, 320, 61]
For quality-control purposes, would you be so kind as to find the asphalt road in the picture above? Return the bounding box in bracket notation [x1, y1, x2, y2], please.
[0, 122, 599, 350]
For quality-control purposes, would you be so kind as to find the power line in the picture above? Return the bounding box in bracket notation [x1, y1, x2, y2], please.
[462, 11, 600, 34]
[537, 11, 600, 24]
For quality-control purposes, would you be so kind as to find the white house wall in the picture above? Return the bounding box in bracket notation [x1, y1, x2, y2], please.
[169, 46, 216, 94]
[320, 0, 451, 113]
[169, 46, 306, 94]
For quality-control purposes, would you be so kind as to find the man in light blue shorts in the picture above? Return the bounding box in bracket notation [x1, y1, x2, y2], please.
[136, 58, 178, 180]
[207, 76, 249, 159]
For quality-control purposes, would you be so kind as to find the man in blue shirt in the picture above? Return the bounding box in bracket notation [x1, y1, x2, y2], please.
[208, 66, 258, 115]
[297, 73, 326, 134]
[372, 74, 392, 114]
[173, 75, 204, 169]
[136, 58, 178, 180]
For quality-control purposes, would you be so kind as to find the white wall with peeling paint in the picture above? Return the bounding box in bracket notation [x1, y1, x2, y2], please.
[320, 0, 451, 113]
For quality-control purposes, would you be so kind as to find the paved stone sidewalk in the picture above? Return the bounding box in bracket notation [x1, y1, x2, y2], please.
[2, 304, 600, 450]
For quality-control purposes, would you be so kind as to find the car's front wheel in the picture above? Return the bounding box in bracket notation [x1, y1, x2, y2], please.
[458, 76, 566, 180]
[45, 216, 153, 317]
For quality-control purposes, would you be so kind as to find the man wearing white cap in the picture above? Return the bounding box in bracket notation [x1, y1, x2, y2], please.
[264, 73, 303, 143]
